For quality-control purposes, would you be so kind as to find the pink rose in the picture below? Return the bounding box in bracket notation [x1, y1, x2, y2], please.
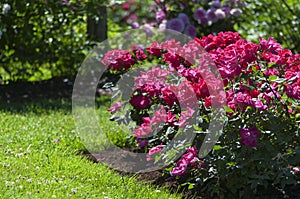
[171, 158, 188, 176]
[133, 125, 153, 138]
[146, 145, 163, 161]
[107, 102, 122, 114]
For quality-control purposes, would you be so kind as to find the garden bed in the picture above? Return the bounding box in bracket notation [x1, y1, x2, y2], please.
[82, 150, 300, 199]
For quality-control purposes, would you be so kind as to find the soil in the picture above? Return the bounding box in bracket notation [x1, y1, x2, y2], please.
[1, 77, 299, 199]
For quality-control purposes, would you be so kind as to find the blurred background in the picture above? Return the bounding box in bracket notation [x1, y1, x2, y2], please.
[0, 0, 299, 98]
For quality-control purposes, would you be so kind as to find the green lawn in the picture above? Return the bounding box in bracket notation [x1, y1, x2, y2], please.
[0, 100, 181, 199]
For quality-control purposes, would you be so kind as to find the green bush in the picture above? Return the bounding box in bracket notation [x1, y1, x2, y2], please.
[0, 0, 106, 82]
[236, 0, 300, 53]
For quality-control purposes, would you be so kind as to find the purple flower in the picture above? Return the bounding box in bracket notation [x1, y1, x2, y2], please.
[167, 18, 185, 33]
[239, 126, 260, 148]
[178, 13, 190, 24]
[143, 24, 154, 37]
[230, 8, 243, 17]
[221, 6, 231, 17]
[237, 1, 246, 7]
[135, 138, 148, 147]
[207, 9, 218, 23]
[209, 0, 221, 8]
[193, 8, 206, 20]
[156, 9, 166, 22]
[131, 22, 139, 29]
[215, 9, 226, 19]
[184, 25, 197, 38]
[199, 17, 209, 25]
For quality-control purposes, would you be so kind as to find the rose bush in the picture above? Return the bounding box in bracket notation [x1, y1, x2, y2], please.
[104, 31, 299, 198]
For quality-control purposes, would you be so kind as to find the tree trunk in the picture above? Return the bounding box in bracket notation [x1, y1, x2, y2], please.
[87, 4, 107, 42]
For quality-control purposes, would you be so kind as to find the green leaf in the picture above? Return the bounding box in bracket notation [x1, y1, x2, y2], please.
[269, 75, 278, 81]
[214, 145, 223, 151]
[188, 183, 195, 190]
[224, 106, 234, 113]
[267, 62, 276, 68]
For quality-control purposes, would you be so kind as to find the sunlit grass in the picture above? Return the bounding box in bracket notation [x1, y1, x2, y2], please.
[0, 99, 181, 199]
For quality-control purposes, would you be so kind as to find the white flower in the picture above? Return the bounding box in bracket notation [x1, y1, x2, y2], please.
[230, 8, 243, 17]
[158, 20, 167, 32]
[2, 3, 11, 14]
[215, 9, 226, 19]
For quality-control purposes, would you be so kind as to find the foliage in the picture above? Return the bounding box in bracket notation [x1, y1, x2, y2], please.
[110, 0, 300, 54]
[107, 0, 154, 30]
[0, 0, 106, 82]
[104, 31, 300, 198]
[236, 0, 300, 53]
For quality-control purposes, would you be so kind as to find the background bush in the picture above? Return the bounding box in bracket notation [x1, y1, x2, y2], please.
[1, 0, 299, 82]
[0, 0, 106, 82]
[236, 0, 300, 53]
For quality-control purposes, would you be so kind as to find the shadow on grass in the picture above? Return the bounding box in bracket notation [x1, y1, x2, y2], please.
[0, 99, 72, 114]
[0, 77, 74, 113]
[0, 76, 112, 114]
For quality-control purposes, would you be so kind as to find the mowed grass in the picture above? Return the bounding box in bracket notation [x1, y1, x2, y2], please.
[0, 99, 181, 199]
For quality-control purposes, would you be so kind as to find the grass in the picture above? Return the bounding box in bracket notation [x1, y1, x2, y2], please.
[0, 99, 181, 199]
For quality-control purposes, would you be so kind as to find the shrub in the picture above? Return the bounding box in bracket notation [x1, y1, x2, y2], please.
[0, 0, 106, 82]
[236, 0, 300, 53]
[105, 31, 300, 198]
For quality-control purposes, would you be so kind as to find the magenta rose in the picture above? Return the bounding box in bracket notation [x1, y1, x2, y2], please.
[129, 94, 151, 110]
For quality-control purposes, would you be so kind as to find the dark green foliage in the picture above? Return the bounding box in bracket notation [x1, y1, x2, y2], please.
[0, 0, 107, 82]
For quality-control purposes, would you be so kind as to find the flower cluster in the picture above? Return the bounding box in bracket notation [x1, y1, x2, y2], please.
[166, 13, 197, 38]
[195, 31, 299, 116]
[101, 49, 136, 72]
[152, 0, 245, 37]
[113, 0, 245, 38]
[171, 146, 203, 176]
[239, 126, 260, 148]
[193, 0, 244, 25]
[104, 31, 299, 185]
